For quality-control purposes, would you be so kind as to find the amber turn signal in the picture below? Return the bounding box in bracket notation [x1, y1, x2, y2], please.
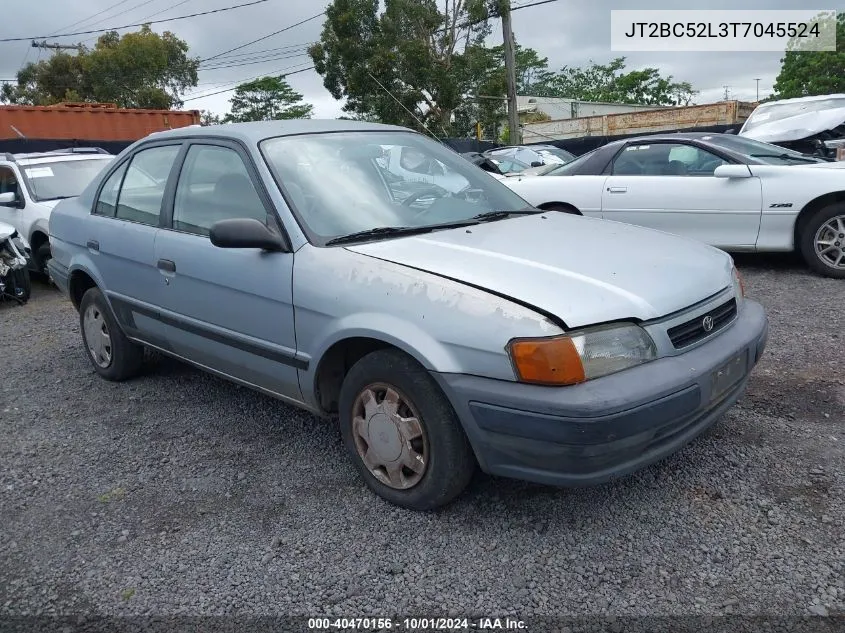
[508, 335, 586, 386]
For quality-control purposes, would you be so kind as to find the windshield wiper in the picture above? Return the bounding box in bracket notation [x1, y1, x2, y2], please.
[325, 220, 479, 246]
[472, 209, 544, 222]
[749, 153, 821, 163]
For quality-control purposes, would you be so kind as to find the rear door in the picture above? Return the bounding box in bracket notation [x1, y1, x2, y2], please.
[87, 143, 182, 343]
[153, 140, 302, 402]
[601, 141, 763, 248]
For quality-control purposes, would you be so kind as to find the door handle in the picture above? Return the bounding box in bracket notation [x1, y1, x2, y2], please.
[607, 187, 627, 193]
[86, 240, 99, 251]
[157, 259, 176, 273]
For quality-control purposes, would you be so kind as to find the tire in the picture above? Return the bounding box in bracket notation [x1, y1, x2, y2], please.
[78, 286, 144, 381]
[338, 349, 476, 510]
[7, 268, 31, 303]
[34, 243, 52, 279]
[798, 203, 845, 279]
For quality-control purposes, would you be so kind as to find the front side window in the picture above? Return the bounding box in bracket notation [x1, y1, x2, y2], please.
[115, 145, 180, 226]
[21, 157, 112, 201]
[260, 131, 531, 243]
[172, 145, 267, 236]
[612, 143, 727, 176]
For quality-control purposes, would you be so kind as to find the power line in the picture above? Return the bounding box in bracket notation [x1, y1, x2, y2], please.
[139, 0, 195, 22]
[201, 11, 325, 62]
[201, 51, 311, 71]
[0, 0, 273, 43]
[46, 0, 136, 36]
[182, 64, 315, 102]
[78, 0, 160, 32]
[201, 41, 314, 62]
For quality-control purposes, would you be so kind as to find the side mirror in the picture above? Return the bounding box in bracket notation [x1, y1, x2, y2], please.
[713, 164, 753, 179]
[0, 191, 18, 207]
[209, 218, 286, 251]
[530, 161, 544, 167]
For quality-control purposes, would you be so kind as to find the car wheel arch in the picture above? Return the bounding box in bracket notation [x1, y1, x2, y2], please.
[309, 327, 460, 417]
[537, 201, 582, 215]
[29, 228, 49, 251]
[794, 191, 845, 247]
[68, 267, 102, 311]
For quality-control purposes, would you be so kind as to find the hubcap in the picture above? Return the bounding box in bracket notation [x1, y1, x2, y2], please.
[83, 305, 112, 368]
[351, 383, 428, 490]
[815, 214, 845, 270]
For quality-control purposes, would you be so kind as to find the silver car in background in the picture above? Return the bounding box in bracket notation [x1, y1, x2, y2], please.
[48, 121, 768, 510]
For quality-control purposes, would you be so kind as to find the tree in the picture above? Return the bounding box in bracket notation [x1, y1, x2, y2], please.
[533, 57, 697, 106]
[309, 0, 501, 135]
[773, 12, 845, 99]
[222, 76, 314, 123]
[1, 26, 199, 109]
[200, 110, 223, 126]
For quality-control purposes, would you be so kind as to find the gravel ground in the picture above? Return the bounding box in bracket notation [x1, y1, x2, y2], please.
[1, 253, 843, 624]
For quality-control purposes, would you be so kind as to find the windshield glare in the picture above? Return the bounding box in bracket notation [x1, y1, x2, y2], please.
[22, 158, 112, 200]
[704, 134, 826, 163]
[260, 132, 531, 243]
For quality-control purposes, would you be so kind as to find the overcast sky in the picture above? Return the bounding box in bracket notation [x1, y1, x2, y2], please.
[0, 0, 814, 118]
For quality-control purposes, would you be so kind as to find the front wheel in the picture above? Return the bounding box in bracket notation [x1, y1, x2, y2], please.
[338, 349, 476, 510]
[35, 243, 52, 279]
[799, 204, 845, 279]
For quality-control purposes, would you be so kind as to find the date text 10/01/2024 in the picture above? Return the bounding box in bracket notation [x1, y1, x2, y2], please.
[307, 617, 527, 630]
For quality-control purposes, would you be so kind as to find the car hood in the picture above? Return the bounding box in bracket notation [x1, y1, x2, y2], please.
[346, 213, 734, 328]
[741, 106, 845, 143]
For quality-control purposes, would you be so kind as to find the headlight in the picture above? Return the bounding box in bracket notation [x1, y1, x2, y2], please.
[507, 323, 657, 386]
[731, 265, 745, 304]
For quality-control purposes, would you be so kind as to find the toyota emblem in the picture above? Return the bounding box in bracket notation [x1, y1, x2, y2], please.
[702, 315, 715, 332]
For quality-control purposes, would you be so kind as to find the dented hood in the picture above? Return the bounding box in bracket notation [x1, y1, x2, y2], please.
[346, 213, 734, 328]
[741, 104, 845, 143]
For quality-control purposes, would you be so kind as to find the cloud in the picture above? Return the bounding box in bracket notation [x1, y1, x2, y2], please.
[0, 0, 814, 115]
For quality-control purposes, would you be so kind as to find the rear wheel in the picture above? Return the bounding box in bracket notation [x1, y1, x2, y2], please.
[338, 349, 476, 510]
[79, 287, 144, 381]
[799, 204, 845, 279]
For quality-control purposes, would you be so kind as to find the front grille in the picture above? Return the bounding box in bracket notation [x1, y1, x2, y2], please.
[667, 298, 737, 349]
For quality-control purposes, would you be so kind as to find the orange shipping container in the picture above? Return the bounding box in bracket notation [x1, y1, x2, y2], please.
[0, 102, 201, 142]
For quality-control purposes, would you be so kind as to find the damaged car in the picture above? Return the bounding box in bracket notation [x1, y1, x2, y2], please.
[47, 121, 768, 510]
[0, 220, 31, 304]
[739, 94, 845, 158]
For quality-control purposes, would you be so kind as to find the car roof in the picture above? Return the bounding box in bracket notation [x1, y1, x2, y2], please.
[16, 154, 113, 165]
[147, 119, 410, 144]
[600, 132, 730, 148]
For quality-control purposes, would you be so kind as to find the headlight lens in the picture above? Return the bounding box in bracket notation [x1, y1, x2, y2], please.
[731, 265, 745, 304]
[508, 323, 657, 386]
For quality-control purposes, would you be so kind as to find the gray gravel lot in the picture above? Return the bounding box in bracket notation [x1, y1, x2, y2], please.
[1, 253, 843, 623]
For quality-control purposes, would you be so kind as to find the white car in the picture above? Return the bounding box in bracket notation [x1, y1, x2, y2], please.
[0, 148, 113, 276]
[501, 132, 845, 278]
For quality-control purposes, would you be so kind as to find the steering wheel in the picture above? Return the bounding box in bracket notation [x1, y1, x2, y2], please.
[401, 187, 451, 220]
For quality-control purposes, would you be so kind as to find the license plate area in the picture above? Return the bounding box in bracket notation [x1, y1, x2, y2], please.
[709, 351, 747, 404]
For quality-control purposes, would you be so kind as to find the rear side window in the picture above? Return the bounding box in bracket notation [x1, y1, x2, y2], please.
[171, 145, 267, 237]
[94, 162, 128, 216]
[114, 145, 180, 226]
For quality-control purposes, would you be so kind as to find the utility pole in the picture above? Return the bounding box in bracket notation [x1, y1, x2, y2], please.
[723, 85, 731, 101]
[501, 1, 521, 145]
[754, 78, 761, 101]
[31, 40, 84, 53]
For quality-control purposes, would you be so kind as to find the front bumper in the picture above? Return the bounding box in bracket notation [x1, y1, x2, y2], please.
[433, 299, 768, 487]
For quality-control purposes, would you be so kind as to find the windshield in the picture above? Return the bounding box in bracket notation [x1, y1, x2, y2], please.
[540, 149, 597, 175]
[534, 147, 575, 164]
[742, 97, 845, 132]
[260, 131, 532, 244]
[21, 157, 113, 201]
[703, 134, 827, 164]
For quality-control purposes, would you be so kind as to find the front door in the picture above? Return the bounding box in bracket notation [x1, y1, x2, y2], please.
[153, 141, 302, 402]
[601, 142, 763, 248]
